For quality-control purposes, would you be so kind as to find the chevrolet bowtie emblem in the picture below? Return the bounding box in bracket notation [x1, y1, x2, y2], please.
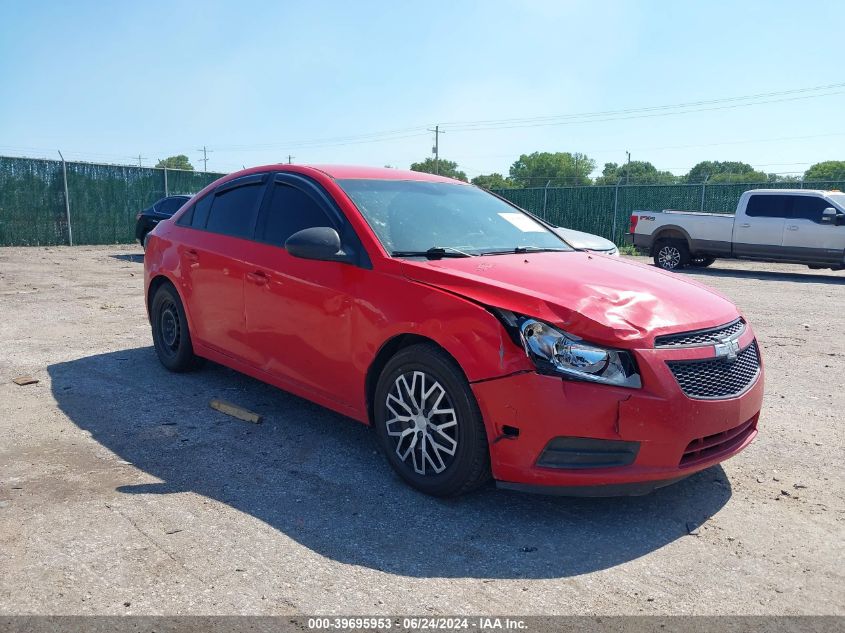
[714, 337, 740, 362]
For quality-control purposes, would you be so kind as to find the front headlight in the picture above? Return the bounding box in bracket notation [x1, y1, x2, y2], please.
[518, 318, 641, 388]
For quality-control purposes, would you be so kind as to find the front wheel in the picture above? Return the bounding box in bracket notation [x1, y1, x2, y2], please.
[653, 240, 689, 271]
[374, 344, 491, 497]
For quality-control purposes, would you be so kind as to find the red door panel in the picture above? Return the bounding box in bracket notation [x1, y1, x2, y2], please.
[178, 231, 252, 362]
[243, 241, 364, 406]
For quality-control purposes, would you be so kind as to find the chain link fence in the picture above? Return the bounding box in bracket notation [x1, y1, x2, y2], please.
[1, 154, 844, 247]
[0, 156, 225, 246]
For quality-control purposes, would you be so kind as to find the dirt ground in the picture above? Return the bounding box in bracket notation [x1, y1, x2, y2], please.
[0, 245, 842, 615]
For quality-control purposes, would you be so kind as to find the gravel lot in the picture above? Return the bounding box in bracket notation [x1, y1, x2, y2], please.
[0, 245, 842, 615]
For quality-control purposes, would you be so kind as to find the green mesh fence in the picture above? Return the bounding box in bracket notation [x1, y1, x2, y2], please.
[1, 155, 844, 247]
[0, 156, 224, 246]
[495, 180, 845, 245]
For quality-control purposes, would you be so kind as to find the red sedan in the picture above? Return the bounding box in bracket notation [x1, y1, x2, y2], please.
[143, 165, 762, 497]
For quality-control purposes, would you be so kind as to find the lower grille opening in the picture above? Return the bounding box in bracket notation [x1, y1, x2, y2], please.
[537, 437, 640, 470]
[680, 416, 757, 468]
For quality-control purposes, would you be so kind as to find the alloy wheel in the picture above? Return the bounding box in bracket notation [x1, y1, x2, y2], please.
[658, 245, 681, 269]
[384, 370, 459, 476]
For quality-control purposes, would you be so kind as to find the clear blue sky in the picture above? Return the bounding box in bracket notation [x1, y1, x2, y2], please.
[1, 0, 843, 179]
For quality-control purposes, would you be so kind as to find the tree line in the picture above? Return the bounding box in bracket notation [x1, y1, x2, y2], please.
[408, 154, 845, 189]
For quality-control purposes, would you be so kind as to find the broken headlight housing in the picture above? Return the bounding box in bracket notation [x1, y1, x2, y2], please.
[494, 310, 641, 388]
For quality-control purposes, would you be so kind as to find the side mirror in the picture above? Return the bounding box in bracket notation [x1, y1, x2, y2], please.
[285, 227, 346, 261]
[821, 207, 843, 225]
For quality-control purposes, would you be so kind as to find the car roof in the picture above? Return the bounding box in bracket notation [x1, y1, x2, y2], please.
[247, 164, 465, 184]
[746, 189, 840, 195]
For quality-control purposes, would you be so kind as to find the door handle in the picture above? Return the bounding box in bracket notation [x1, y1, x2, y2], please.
[246, 271, 269, 285]
[787, 225, 799, 231]
[185, 249, 199, 262]
[739, 223, 751, 228]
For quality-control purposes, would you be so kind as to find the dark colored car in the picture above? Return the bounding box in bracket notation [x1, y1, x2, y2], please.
[135, 195, 191, 248]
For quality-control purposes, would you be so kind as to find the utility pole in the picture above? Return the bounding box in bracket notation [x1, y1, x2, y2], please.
[196, 146, 212, 172]
[428, 125, 444, 174]
[287, 154, 294, 164]
[625, 151, 631, 185]
[136, 154, 146, 167]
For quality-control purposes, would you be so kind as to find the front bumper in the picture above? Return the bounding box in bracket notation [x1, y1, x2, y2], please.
[471, 327, 763, 495]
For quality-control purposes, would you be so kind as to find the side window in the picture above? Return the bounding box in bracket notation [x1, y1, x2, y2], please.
[189, 193, 213, 228]
[791, 196, 829, 223]
[745, 194, 791, 218]
[205, 183, 264, 238]
[158, 197, 185, 216]
[257, 183, 335, 245]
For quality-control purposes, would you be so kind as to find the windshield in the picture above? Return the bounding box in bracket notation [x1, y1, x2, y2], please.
[337, 179, 572, 256]
[827, 193, 845, 210]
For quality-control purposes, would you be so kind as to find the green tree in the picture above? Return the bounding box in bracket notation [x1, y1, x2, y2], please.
[508, 152, 595, 187]
[684, 160, 766, 183]
[594, 161, 677, 185]
[471, 173, 516, 189]
[410, 158, 467, 181]
[804, 161, 845, 182]
[155, 155, 194, 171]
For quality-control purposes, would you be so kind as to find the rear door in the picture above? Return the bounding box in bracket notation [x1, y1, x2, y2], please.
[732, 193, 790, 259]
[781, 195, 845, 264]
[242, 173, 366, 405]
[177, 174, 268, 362]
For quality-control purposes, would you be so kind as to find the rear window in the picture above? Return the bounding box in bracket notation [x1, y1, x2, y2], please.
[745, 194, 791, 218]
[205, 184, 264, 239]
[156, 197, 187, 216]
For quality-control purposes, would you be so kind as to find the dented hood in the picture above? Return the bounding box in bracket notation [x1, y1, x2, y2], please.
[400, 252, 740, 347]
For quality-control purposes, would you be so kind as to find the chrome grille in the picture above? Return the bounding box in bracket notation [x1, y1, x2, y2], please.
[667, 341, 760, 399]
[655, 318, 745, 348]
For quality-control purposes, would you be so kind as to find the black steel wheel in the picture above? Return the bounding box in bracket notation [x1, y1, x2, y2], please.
[150, 283, 202, 372]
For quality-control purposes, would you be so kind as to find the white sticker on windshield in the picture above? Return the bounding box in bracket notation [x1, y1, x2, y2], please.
[498, 212, 546, 232]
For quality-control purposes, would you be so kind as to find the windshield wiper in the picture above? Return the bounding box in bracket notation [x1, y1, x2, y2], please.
[391, 246, 475, 259]
[479, 246, 570, 256]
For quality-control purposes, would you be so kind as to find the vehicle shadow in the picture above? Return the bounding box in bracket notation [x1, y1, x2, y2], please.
[670, 265, 845, 285]
[110, 253, 144, 264]
[48, 347, 732, 579]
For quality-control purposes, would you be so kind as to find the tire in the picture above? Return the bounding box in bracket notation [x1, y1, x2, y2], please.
[690, 256, 716, 268]
[150, 283, 202, 372]
[373, 343, 491, 497]
[653, 240, 689, 271]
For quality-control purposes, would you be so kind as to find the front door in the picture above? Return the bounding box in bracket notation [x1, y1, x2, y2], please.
[781, 195, 845, 265]
[242, 174, 364, 405]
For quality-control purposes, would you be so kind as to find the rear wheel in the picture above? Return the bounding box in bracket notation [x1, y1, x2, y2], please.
[690, 256, 716, 268]
[653, 240, 689, 271]
[373, 344, 491, 497]
[150, 283, 202, 372]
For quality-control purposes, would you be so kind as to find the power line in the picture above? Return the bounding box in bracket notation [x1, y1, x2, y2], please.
[443, 90, 845, 133]
[439, 81, 845, 130]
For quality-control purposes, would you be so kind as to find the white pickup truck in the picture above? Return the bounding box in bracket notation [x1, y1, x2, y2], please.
[629, 189, 845, 271]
